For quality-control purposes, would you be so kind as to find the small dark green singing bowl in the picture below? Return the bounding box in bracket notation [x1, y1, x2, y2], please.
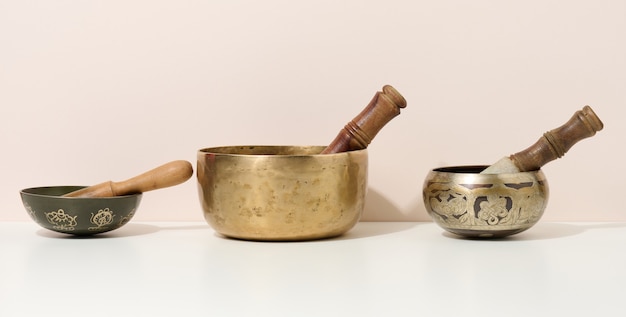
[20, 186, 142, 235]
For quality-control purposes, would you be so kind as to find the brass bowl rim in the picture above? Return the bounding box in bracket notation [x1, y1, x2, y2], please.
[430, 165, 543, 174]
[198, 145, 367, 157]
[20, 186, 142, 199]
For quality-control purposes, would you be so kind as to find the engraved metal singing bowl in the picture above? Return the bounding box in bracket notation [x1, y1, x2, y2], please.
[20, 186, 142, 235]
[197, 145, 368, 241]
[423, 166, 549, 238]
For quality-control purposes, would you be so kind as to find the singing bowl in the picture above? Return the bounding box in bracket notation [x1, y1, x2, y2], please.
[197, 145, 368, 241]
[20, 186, 142, 235]
[422, 166, 549, 238]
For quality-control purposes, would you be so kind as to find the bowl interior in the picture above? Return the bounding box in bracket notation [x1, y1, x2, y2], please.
[432, 165, 489, 173]
[22, 186, 86, 196]
[199, 145, 327, 156]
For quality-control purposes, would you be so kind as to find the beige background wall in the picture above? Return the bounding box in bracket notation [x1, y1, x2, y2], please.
[1, 0, 624, 222]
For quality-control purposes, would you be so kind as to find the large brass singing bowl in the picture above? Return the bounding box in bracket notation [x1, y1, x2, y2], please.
[423, 166, 549, 238]
[197, 146, 368, 241]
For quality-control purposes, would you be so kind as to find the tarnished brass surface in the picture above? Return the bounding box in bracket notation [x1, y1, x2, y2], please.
[423, 166, 549, 238]
[197, 146, 368, 241]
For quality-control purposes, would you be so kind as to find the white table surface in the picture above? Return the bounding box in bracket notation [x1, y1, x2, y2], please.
[1, 221, 625, 317]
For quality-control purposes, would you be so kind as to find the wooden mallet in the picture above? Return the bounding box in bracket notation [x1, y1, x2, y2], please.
[63, 160, 193, 198]
[321, 85, 407, 154]
[481, 106, 604, 174]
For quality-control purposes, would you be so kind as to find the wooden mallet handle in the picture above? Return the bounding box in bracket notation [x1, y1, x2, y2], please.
[509, 106, 604, 172]
[63, 160, 193, 198]
[321, 85, 407, 154]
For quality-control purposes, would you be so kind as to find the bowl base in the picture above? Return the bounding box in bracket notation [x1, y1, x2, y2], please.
[443, 226, 531, 239]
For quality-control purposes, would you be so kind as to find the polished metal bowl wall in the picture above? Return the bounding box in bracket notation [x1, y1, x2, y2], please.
[197, 146, 368, 241]
[423, 166, 549, 238]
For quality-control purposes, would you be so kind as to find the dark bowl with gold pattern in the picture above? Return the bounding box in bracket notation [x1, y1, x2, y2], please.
[20, 186, 142, 235]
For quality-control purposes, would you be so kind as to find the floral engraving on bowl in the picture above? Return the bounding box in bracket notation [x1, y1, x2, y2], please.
[23, 203, 39, 224]
[89, 208, 115, 231]
[45, 209, 78, 231]
[424, 181, 546, 229]
[118, 208, 136, 227]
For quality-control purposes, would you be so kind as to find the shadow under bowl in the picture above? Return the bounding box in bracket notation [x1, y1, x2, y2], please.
[422, 165, 549, 238]
[20, 186, 142, 235]
[197, 145, 368, 241]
